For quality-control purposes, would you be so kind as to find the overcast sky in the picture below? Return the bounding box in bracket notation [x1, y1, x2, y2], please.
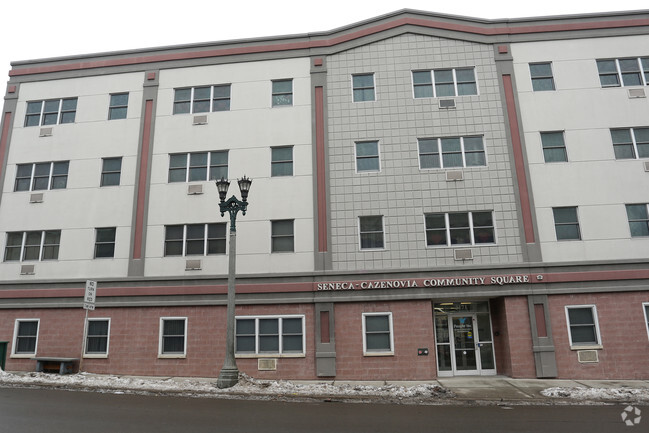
[2, 0, 648, 78]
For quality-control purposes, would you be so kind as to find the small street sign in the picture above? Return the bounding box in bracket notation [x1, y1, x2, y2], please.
[83, 303, 96, 311]
[84, 280, 97, 308]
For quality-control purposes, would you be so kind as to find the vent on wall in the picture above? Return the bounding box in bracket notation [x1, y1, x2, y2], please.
[39, 127, 53, 137]
[187, 184, 203, 195]
[438, 99, 456, 109]
[20, 264, 35, 275]
[628, 88, 646, 99]
[577, 350, 599, 363]
[193, 115, 208, 125]
[185, 260, 202, 270]
[258, 358, 277, 371]
[644, 161, 649, 172]
[445, 170, 464, 182]
[29, 193, 44, 203]
[454, 249, 473, 261]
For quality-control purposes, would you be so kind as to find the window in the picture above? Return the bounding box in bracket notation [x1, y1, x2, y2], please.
[359, 216, 384, 250]
[101, 157, 122, 186]
[85, 318, 110, 356]
[24, 98, 77, 127]
[4, 230, 61, 262]
[235, 315, 305, 356]
[272, 79, 293, 106]
[362, 313, 393, 355]
[553, 207, 581, 240]
[108, 93, 128, 120]
[352, 73, 375, 102]
[418, 136, 486, 169]
[412, 68, 477, 98]
[14, 161, 69, 192]
[530, 63, 555, 91]
[159, 318, 187, 356]
[611, 128, 649, 160]
[168, 151, 228, 182]
[597, 58, 648, 87]
[12, 319, 39, 356]
[271, 147, 293, 176]
[540, 132, 567, 162]
[164, 223, 226, 256]
[643, 303, 649, 341]
[271, 220, 294, 252]
[425, 211, 495, 246]
[94, 228, 116, 258]
[565, 306, 601, 347]
[355, 141, 380, 172]
[173, 85, 231, 114]
[626, 204, 649, 237]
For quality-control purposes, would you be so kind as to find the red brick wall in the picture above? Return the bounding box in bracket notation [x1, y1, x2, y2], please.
[490, 297, 512, 376]
[549, 292, 649, 379]
[333, 300, 437, 380]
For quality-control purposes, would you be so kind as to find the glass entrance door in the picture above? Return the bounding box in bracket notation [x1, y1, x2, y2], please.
[452, 316, 478, 373]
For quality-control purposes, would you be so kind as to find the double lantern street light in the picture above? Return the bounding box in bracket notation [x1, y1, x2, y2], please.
[215, 175, 252, 389]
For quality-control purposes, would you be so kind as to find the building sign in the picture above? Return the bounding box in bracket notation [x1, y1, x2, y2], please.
[315, 274, 531, 291]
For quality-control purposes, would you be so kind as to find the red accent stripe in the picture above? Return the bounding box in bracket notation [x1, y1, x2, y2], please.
[9, 17, 649, 77]
[0, 112, 12, 181]
[315, 87, 327, 252]
[133, 100, 153, 259]
[502, 75, 535, 243]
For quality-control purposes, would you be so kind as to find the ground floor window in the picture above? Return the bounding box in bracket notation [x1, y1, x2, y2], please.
[565, 305, 601, 347]
[235, 315, 304, 356]
[85, 318, 110, 356]
[159, 317, 187, 357]
[362, 312, 393, 355]
[12, 319, 39, 357]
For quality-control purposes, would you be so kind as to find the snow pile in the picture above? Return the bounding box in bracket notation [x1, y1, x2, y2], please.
[541, 387, 649, 402]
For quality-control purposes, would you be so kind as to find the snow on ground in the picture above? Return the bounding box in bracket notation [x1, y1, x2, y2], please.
[541, 387, 649, 402]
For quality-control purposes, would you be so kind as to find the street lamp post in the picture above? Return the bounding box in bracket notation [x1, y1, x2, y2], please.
[215, 176, 252, 389]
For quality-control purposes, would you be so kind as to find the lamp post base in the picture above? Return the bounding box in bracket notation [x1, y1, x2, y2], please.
[216, 367, 239, 389]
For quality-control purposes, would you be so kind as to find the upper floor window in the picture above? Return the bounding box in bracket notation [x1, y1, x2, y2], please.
[552, 207, 581, 241]
[235, 315, 305, 356]
[530, 62, 555, 91]
[15, 161, 69, 192]
[271, 220, 294, 253]
[101, 157, 122, 187]
[94, 227, 116, 259]
[24, 98, 77, 127]
[173, 85, 231, 114]
[359, 216, 384, 250]
[540, 132, 567, 162]
[626, 204, 649, 237]
[168, 151, 228, 182]
[418, 136, 486, 169]
[425, 211, 495, 247]
[412, 68, 477, 98]
[355, 141, 380, 173]
[611, 127, 649, 160]
[164, 223, 226, 256]
[108, 93, 129, 120]
[271, 146, 293, 177]
[4, 230, 61, 262]
[272, 79, 293, 107]
[597, 58, 649, 87]
[352, 73, 375, 102]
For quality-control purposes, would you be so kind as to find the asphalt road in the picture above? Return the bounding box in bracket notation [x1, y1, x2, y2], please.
[0, 386, 644, 433]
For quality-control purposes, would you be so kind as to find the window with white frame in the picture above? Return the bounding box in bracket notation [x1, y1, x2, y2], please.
[101, 157, 122, 187]
[14, 161, 69, 192]
[644, 303, 649, 341]
[359, 216, 384, 250]
[85, 318, 110, 356]
[24, 98, 77, 127]
[235, 315, 305, 356]
[418, 136, 486, 169]
[552, 207, 581, 240]
[412, 68, 477, 98]
[164, 223, 226, 256]
[271, 146, 293, 177]
[352, 73, 375, 102]
[610, 127, 649, 160]
[4, 230, 61, 262]
[173, 85, 231, 114]
[159, 317, 187, 356]
[424, 211, 495, 246]
[12, 319, 39, 356]
[626, 204, 649, 237]
[271, 220, 294, 253]
[94, 227, 116, 258]
[597, 57, 649, 87]
[530, 62, 555, 91]
[168, 151, 228, 182]
[108, 93, 129, 120]
[362, 313, 393, 355]
[355, 141, 380, 172]
[540, 132, 567, 162]
[565, 306, 601, 347]
[271, 79, 293, 107]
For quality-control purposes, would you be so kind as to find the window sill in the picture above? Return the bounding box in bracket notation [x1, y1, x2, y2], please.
[83, 354, 108, 359]
[10, 354, 35, 359]
[235, 353, 305, 359]
[158, 354, 186, 359]
[363, 351, 394, 357]
[570, 344, 603, 351]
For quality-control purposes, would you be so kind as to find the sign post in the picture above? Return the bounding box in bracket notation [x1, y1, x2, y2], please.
[80, 280, 97, 372]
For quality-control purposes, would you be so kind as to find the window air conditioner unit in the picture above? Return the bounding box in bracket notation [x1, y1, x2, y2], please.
[20, 264, 35, 275]
[193, 115, 208, 125]
[258, 358, 278, 371]
[29, 193, 44, 203]
[187, 184, 203, 195]
[577, 350, 599, 363]
[628, 88, 646, 99]
[445, 170, 464, 181]
[438, 99, 456, 109]
[39, 127, 53, 137]
[454, 249, 473, 261]
[185, 260, 202, 270]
